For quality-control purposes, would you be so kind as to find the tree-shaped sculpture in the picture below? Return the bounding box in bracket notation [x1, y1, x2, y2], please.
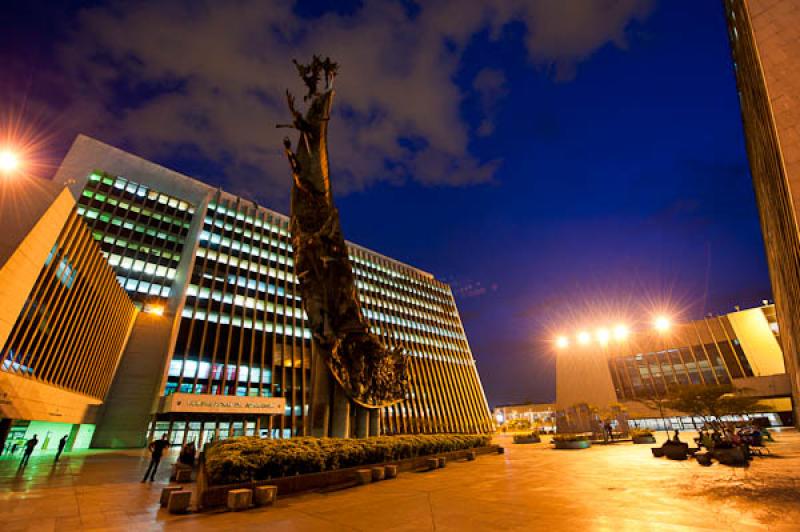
[280, 56, 409, 408]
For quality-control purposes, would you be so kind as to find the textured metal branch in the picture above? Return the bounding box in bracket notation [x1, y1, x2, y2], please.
[280, 57, 409, 408]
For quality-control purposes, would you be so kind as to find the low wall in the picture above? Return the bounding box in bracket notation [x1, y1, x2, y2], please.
[198, 444, 499, 509]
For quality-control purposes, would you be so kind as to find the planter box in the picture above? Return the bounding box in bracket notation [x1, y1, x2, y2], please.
[553, 440, 591, 450]
[513, 434, 541, 444]
[632, 435, 656, 444]
[651, 447, 665, 458]
[713, 446, 748, 466]
[663, 442, 689, 460]
[198, 444, 499, 509]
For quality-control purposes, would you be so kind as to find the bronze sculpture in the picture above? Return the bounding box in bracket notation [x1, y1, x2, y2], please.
[279, 56, 409, 412]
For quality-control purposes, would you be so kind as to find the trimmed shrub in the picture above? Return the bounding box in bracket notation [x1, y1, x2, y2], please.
[205, 434, 491, 485]
[630, 429, 653, 438]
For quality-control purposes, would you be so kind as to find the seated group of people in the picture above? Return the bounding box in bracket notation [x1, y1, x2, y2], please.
[694, 423, 771, 451]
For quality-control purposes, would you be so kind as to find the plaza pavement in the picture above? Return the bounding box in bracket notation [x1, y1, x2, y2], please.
[1, 429, 799, 531]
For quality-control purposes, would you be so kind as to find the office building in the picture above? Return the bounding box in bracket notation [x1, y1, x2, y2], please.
[555, 303, 793, 428]
[724, 0, 800, 426]
[0, 176, 137, 454]
[51, 135, 493, 447]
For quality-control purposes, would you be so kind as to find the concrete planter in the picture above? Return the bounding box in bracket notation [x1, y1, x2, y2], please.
[513, 434, 541, 444]
[553, 440, 591, 450]
[713, 446, 748, 466]
[198, 445, 500, 510]
[632, 435, 656, 444]
[384, 465, 398, 479]
[663, 442, 689, 460]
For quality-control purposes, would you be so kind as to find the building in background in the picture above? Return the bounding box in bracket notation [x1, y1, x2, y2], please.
[0, 176, 137, 455]
[493, 403, 555, 433]
[724, 0, 800, 426]
[53, 135, 493, 448]
[555, 303, 793, 429]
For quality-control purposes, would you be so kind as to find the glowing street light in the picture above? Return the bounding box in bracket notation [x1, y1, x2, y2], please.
[0, 149, 20, 174]
[555, 336, 569, 349]
[577, 331, 591, 345]
[595, 328, 610, 345]
[145, 304, 165, 316]
[613, 324, 629, 341]
[654, 315, 671, 332]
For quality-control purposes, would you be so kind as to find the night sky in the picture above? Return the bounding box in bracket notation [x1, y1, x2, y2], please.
[1, 1, 771, 407]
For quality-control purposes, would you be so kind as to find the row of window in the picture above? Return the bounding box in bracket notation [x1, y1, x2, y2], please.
[82, 188, 191, 230]
[180, 306, 312, 339]
[89, 172, 194, 213]
[200, 230, 293, 266]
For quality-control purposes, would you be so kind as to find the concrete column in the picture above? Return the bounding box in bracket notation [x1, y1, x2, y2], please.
[309, 353, 331, 438]
[369, 409, 381, 437]
[355, 407, 369, 438]
[330, 385, 351, 438]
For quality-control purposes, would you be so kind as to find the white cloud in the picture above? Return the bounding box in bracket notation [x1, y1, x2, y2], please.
[53, 0, 652, 203]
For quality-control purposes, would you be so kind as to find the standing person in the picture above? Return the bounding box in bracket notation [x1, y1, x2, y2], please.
[55, 435, 68, 462]
[20, 434, 39, 466]
[141, 434, 170, 483]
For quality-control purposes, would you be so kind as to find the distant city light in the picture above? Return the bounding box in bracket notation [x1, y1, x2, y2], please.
[0, 149, 20, 173]
[577, 331, 591, 345]
[556, 336, 569, 349]
[654, 315, 671, 332]
[595, 328, 610, 345]
[613, 324, 629, 341]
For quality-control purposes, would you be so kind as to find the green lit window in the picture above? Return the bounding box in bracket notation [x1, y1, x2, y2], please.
[85, 210, 99, 220]
[101, 176, 114, 186]
[82, 190, 94, 199]
[89, 173, 101, 182]
[99, 214, 111, 223]
[95, 193, 107, 202]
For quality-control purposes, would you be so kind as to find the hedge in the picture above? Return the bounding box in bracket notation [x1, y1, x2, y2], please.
[205, 434, 491, 485]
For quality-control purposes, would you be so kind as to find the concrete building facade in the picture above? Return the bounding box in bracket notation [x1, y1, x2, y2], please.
[555, 304, 793, 427]
[52, 135, 493, 448]
[0, 176, 137, 454]
[724, 0, 800, 426]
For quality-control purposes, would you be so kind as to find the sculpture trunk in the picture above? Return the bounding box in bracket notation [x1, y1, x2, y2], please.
[281, 57, 409, 436]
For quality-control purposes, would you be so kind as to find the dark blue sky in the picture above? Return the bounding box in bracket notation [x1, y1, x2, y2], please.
[1, 1, 770, 406]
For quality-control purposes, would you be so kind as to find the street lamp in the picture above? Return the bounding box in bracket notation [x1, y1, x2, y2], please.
[0, 149, 20, 174]
[577, 331, 591, 345]
[654, 315, 671, 332]
[613, 324, 629, 341]
[595, 328, 610, 345]
[555, 336, 569, 349]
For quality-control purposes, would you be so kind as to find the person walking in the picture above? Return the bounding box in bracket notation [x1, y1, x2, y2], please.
[55, 435, 68, 462]
[142, 434, 170, 483]
[21, 434, 39, 466]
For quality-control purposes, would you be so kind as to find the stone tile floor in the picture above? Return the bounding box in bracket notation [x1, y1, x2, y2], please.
[1, 429, 799, 531]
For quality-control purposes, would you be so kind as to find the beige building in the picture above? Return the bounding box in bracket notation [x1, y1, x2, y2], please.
[725, 0, 800, 426]
[0, 175, 137, 454]
[555, 304, 792, 427]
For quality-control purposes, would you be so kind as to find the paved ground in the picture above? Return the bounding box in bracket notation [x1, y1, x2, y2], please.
[1, 429, 799, 531]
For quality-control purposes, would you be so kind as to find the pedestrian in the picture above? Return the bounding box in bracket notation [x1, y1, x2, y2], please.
[21, 434, 39, 466]
[55, 435, 68, 462]
[141, 434, 170, 483]
[672, 429, 681, 442]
